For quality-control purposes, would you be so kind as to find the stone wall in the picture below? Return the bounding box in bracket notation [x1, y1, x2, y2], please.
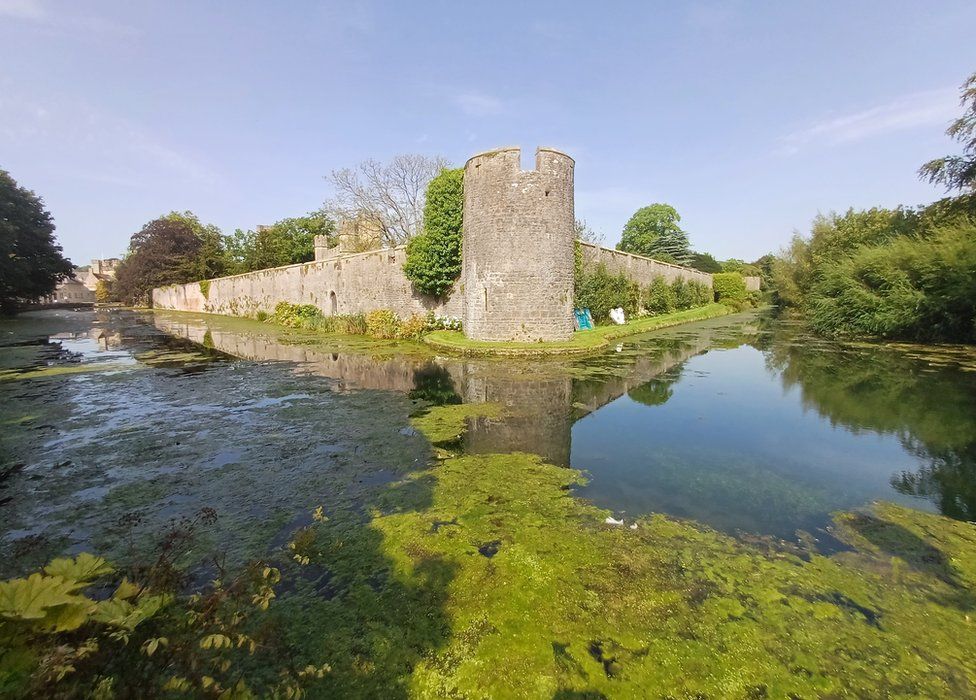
[461, 147, 576, 342]
[578, 242, 712, 287]
[743, 276, 761, 292]
[153, 146, 715, 331]
[152, 246, 461, 319]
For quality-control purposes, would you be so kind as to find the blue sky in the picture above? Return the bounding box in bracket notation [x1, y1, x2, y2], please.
[1, 1, 974, 265]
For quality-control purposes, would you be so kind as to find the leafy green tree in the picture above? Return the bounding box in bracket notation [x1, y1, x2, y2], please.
[224, 212, 334, 273]
[689, 251, 722, 273]
[721, 258, 761, 276]
[617, 204, 691, 264]
[114, 212, 226, 306]
[920, 72, 976, 192]
[0, 169, 73, 313]
[404, 168, 463, 296]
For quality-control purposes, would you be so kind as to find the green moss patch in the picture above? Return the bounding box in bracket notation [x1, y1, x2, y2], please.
[409, 402, 504, 444]
[0, 362, 132, 382]
[279, 403, 976, 697]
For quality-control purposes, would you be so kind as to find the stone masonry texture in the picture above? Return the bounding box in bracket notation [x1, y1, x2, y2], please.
[461, 147, 576, 342]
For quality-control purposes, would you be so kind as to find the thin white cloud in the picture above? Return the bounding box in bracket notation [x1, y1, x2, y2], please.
[0, 0, 139, 37]
[0, 0, 45, 19]
[0, 92, 219, 187]
[455, 91, 504, 117]
[776, 88, 958, 155]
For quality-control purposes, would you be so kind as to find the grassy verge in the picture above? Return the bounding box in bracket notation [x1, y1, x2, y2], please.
[423, 303, 734, 357]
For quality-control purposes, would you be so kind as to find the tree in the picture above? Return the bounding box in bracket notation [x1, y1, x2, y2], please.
[94, 279, 114, 303]
[114, 212, 226, 306]
[617, 204, 692, 264]
[689, 251, 722, 273]
[721, 258, 761, 276]
[0, 169, 73, 313]
[404, 168, 464, 296]
[574, 219, 605, 245]
[920, 72, 976, 192]
[224, 212, 335, 274]
[323, 154, 449, 246]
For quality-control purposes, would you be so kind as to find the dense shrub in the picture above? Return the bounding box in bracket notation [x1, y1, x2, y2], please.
[365, 309, 400, 339]
[643, 277, 676, 315]
[575, 263, 639, 322]
[267, 302, 436, 339]
[403, 168, 464, 296]
[807, 222, 976, 340]
[712, 272, 747, 307]
[270, 301, 321, 328]
[641, 277, 711, 316]
[772, 197, 976, 342]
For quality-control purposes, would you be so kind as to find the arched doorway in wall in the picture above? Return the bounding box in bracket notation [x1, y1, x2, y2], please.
[330, 291, 338, 315]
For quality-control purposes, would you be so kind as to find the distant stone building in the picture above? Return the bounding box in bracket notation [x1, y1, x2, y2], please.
[314, 215, 384, 261]
[43, 258, 121, 304]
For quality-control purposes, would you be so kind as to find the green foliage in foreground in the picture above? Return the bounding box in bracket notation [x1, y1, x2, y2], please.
[404, 168, 464, 296]
[0, 515, 325, 698]
[773, 199, 976, 342]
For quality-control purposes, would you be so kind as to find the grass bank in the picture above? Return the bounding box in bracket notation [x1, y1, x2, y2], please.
[423, 303, 734, 356]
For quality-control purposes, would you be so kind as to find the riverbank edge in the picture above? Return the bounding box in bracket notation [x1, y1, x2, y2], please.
[422, 303, 735, 357]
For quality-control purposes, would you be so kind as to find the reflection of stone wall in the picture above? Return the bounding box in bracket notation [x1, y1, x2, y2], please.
[152, 247, 461, 320]
[151, 312, 723, 467]
[152, 315, 450, 393]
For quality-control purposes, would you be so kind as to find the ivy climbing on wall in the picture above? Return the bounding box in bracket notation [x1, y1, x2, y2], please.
[403, 168, 464, 297]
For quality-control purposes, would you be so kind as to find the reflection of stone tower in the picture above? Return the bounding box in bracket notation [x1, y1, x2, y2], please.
[460, 370, 573, 467]
[462, 147, 575, 342]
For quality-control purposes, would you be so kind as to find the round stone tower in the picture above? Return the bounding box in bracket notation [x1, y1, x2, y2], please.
[461, 146, 575, 342]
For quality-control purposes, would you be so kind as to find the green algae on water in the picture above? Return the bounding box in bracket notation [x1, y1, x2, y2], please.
[273, 402, 976, 697]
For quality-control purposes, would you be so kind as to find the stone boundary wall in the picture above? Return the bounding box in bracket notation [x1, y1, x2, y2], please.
[578, 242, 713, 287]
[152, 246, 461, 319]
[744, 276, 761, 292]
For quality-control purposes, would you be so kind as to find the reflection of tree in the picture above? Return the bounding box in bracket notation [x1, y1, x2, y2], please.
[765, 324, 976, 520]
[408, 365, 461, 406]
[627, 376, 675, 407]
[891, 442, 976, 521]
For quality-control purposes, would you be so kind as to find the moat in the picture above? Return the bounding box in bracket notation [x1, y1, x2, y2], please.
[6, 309, 976, 695]
[3, 308, 974, 571]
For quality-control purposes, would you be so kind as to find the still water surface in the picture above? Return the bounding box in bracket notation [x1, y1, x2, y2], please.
[2, 308, 974, 571]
